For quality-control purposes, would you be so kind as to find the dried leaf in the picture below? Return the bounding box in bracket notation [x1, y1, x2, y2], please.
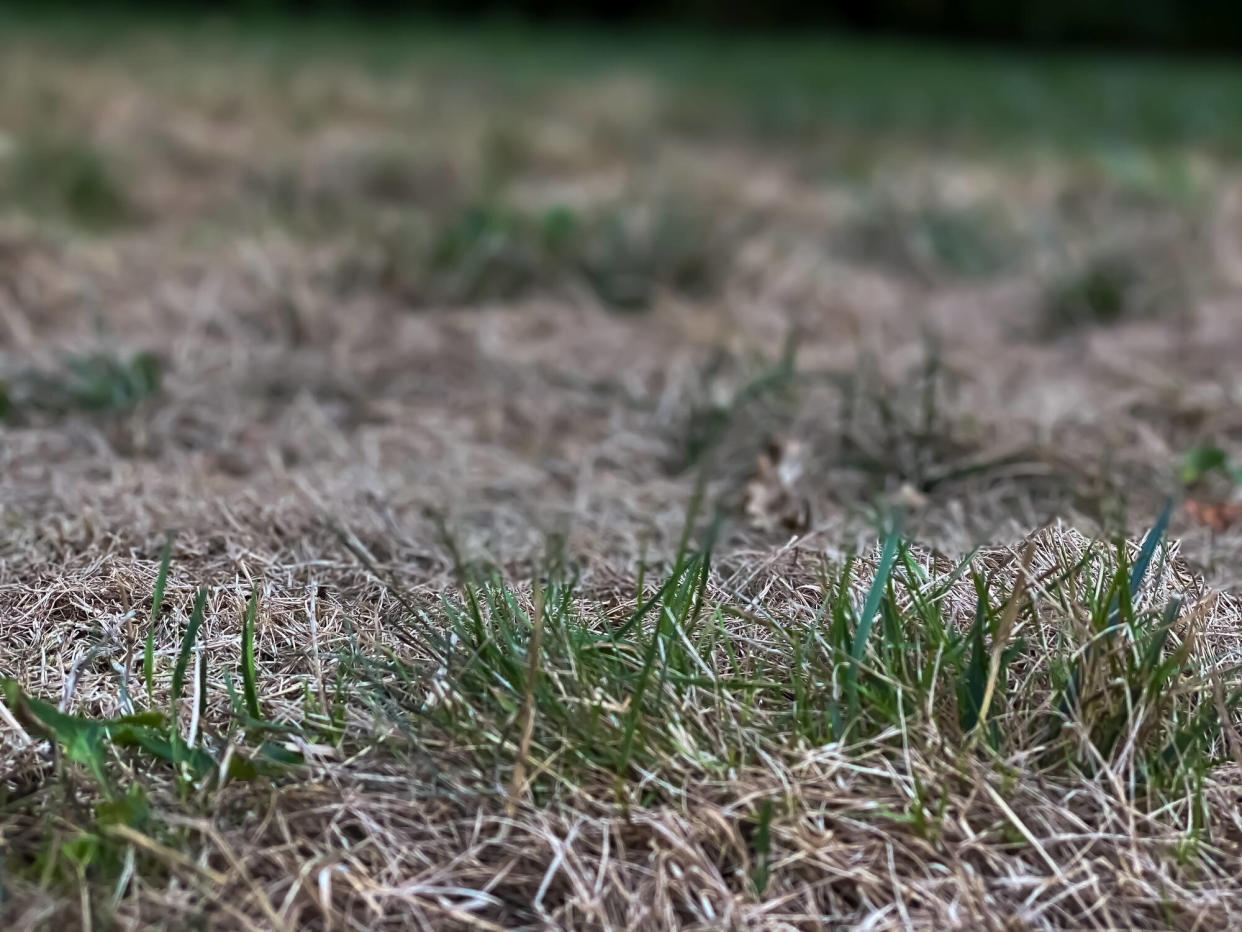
[1185, 498, 1242, 533]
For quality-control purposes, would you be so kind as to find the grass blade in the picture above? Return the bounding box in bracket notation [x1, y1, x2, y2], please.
[846, 525, 901, 721]
[1, 680, 111, 793]
[171, 589, 208, 712]
[1129, 498, 1173, 594]
[972, 540, 1035, 740]
[616, 555, 703, 784]
[851, 528, 901, 664]
[143, 630, 155, 704]
[144, 534, 173, 702]
[507, 581, 545, 814]
[240, 588, 261, 720]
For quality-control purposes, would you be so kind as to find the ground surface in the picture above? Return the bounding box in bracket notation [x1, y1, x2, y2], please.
[3, 19, 1242, 930]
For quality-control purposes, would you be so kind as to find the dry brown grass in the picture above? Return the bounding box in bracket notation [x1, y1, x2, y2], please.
[3, 20, 1242, 930]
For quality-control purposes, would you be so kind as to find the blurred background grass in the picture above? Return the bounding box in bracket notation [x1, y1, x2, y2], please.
[3, 3, 1242, 155]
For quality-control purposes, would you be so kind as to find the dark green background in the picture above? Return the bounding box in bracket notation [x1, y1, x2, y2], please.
[8, 1, 1242, 51]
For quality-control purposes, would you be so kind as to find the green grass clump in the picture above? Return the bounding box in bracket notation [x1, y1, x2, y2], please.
[839, 203, 1019, 279]
[347, 505, 1233, 811]
[577, 205, 722, 311]
[362, 201, 727, 311]
[421, 204, 576, 304]
[1043, 253, 1139, 330]
[1, 351, 161, 423]
[673, 339, 799, 472]
[1040, 247, 1186, 337]
[257, 147, 462, 233]
[2, 136, 136, 230]
[828, 344, 1031, 496]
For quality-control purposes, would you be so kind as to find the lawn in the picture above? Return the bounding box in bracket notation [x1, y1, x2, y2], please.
[2, 16, 1242, 930]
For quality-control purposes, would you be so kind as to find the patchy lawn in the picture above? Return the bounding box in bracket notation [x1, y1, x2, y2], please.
[2, 17, 1242, 930]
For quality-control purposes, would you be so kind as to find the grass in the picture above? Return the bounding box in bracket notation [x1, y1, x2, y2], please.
[10, 13, 1242, 153]
[2, 14, 1242, 930]
[838, 202, 1020, 279]
[1, 509, 1239, 926]
[0, 351, 161, 423]
[824, 343, 1037, 497]
[674, 338, 799, 471]
[1039, 244, 1191, 337]
[1, 135, 136, 231]
[350, 201, 728, 310]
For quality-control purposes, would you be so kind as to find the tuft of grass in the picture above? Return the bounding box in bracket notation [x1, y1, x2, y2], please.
[1039, 246, 1187, 337]
[1043, 252, 1137, 330]
[1091, 146, 1207, 206]
[1, 351, 161, 423]
[347, 512, 1235, 809]
[675, 337, 799, 472]
[577, 204, 723, 311]
[256, 146, 461, 230]
[421, 203, 572, 305]
[354, 200, 728, 311]
[839, 202, 1020, 279]
[2, 135, 136, 230]
[829, 341, 1032, 496]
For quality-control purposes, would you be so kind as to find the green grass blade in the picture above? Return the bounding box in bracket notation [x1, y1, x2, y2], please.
[171, 588, 208, 711]
[959, 579, 990, 732]
[617, 560, 701, 781]
[145, 533, 173, 702]
[606, 570, 678, 640]
[1141, 597, 1182, 692]
[241, 588, 262, 720]
[1098, 498, 1174, 644]
[846, 526, 901, 722]
[1129, 498, 1173, 593]
[143, 629, 155, 704]
[851, 528, 901, 664]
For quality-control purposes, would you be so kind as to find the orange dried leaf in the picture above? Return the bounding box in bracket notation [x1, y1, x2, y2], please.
[1185, 499, 1242, 533]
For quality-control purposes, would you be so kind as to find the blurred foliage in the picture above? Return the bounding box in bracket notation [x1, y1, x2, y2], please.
[1, 136, 136, 231]
[5, 15, 1242, 155]
[1181, 445, 1242, 487]
[1039, 245, 1189, 338]
[1, 352, 161, 422]
[1044, 254, 1141, 330]
[345, 202, 728, 311]
[838, 204, 1019, 280]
